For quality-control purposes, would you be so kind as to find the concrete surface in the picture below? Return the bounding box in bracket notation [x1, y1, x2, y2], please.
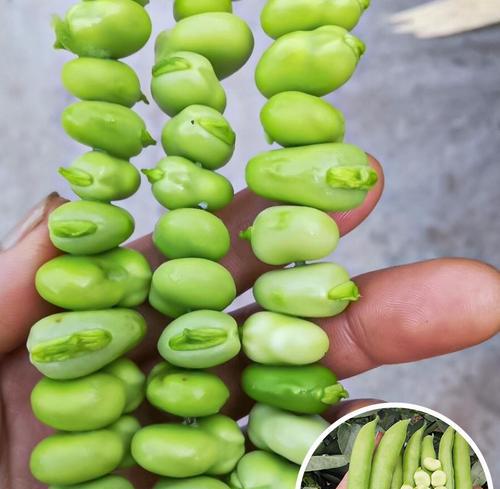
[0, 0, 499, 480]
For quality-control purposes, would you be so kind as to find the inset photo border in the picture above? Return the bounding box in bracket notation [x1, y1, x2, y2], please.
[297, 402, 494, 489]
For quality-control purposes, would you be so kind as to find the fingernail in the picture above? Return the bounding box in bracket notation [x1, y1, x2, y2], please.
[0, 192, 60, 252]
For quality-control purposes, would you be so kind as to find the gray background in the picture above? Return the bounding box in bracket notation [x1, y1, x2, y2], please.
[1, 0, 499, 480]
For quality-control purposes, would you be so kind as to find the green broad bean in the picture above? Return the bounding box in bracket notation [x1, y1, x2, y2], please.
[154, 209, 230, 261]
[143, 156, 234, 211]
[242, 364, 348, 414]
[48, 201, 134, 255]
[261, 0, 369, 39]
[229, 451, 299, 489]
[158, 310, 241, 368]
[431, 471, 447, 487]
[240, 205, 339, 265]
[62, 58, 147, 107]
[30, 430, 124, 486]
[255, 26, 365, 98]
[31, 372, 126, 431]
[49, 475, 134, 489]
[109, 415, 141, 468]
[149, 259, 236, 318]
[102, 357, 146, 412]
[253, 262, 359, 318]
[52, 0, 151, 59]
[132, 415, 243, 477]
[151, 51, 226, 116]
[453, 432, 472, 489]
[246, 143, 378, 212]
[423, 457, 441, 471]
[197, 415, 245, 475]
[174, 0, 232, 21]
[62, 101, 156, 159]
[155, 477, 230, 489]
[438, 426, 455, 489]
[35, 247, 151, 310]
[146, 361, 229, 417]
[403, 426, 425, 485]
[248, 403, 328, 464]
[241, 311, 329, 365]
[348, 418, 378, 489]
[369, 420, 410, 489]
[161, 105, 235, 170]
[260, 91, 345, 147]
[132, 424, 219, 477]
[27, 309, 147, 379]
[155, 13, 254, 79]
[59, 151, 140, 202]
[414, 469, 431, 486]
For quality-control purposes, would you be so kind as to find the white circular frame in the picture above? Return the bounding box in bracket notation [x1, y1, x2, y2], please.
[296, 402, 494, 489]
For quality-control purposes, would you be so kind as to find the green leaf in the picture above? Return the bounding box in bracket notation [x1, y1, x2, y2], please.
[305, 454, 349, 472]
[471, 460, 487, 486]
[338, 423, 361, 458]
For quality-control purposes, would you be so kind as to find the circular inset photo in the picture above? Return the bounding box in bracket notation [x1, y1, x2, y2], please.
[298, 403, 493, 489]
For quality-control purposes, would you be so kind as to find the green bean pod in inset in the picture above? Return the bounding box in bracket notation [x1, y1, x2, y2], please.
[403, 425, 425, 485]
[438, 426, 455, 489]
[453, 432, 472, 489]
[368, 419, 410, 489]
[347, 417, 378, 489]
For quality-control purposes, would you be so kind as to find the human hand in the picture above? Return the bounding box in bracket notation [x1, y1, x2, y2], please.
[1, 157, 498, 488]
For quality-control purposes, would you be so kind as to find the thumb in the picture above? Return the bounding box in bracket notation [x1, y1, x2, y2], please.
[0, 192, 66, 354]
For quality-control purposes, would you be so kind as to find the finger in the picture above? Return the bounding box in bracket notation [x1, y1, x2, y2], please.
[130, 155, 384, 295]
[0, 193, 66, 354]
[232, 258, 500, 379]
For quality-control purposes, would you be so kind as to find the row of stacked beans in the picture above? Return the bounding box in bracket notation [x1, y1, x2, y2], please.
[25, 0, 375, 488]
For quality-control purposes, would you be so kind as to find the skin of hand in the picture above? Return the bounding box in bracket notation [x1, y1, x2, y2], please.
[0, 157, 499, 488]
